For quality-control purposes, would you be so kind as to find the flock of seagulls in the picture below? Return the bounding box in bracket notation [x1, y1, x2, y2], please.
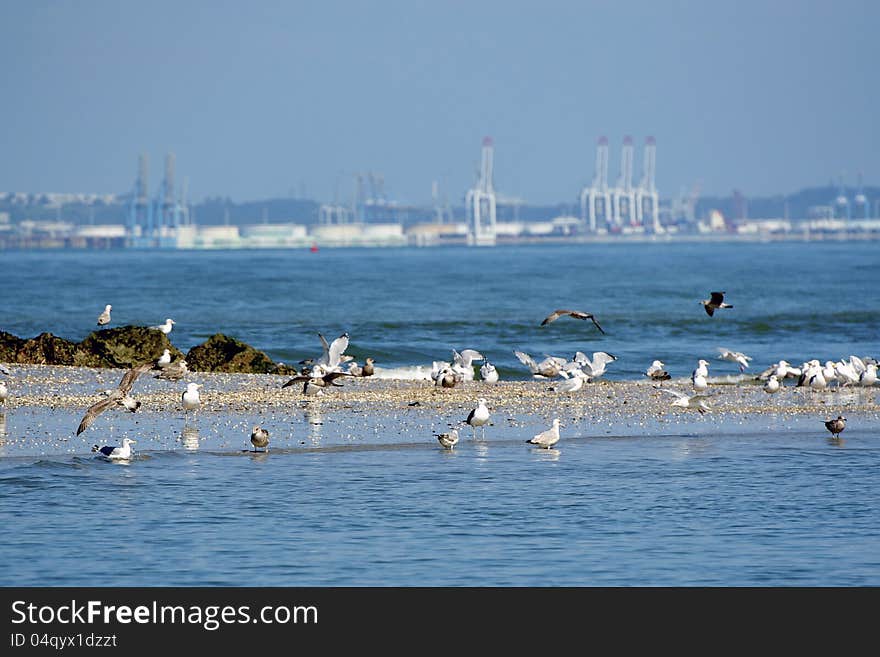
[4, 292, 874, 460]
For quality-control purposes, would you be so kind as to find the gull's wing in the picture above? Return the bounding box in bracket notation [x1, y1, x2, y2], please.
[654, 386, 689, 400]
[281, 375, 309, 389]
[76, 395, 117, 435]
[327, 333, 349, 369]
[316, 333, 331, 365]
[710, 291, 725, 305]
[540, 310, 565, 325]
[850, 355, 866, 374]
[324, 371, 354, 386]
[458, 349, 484, 364]
[117, 362, 153, 395]
[514, 350, 538, 373]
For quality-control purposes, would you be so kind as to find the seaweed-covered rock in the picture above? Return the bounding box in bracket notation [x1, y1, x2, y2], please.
[15, 332, 78, 365]
[75, 325, 184, 368]
[186, 333, 277, 373]
[0, 331, 26, 363]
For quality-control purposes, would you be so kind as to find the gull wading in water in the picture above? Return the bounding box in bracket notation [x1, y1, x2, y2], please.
[435, 428, 460, 450]
[97, 304, 112, 326]
[527, 418, 561, 449]
[76, 362, 153, 435]
[465, 399, 491, 439]
[824, 415, 846, 439]
[92, 437, 136, 460]
[182, 382, 202, 420]
[700, 291, 733, 317]
[250, 426, 270, 452]
[540, 309, 605, 335]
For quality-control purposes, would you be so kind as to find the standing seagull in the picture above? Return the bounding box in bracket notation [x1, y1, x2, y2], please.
[154, 359, 188, 381]
[181, 382, 202, 421]
[763, 375, 781, 394]
[540, 309, 605, 334]
[645, 360, 671, 381]
[155, 349, 172, 369]
[250, 426, 270, 452]
[465, 399, 491, 439]
[151, 318, 175, 335]
[701, 291, 733, 317]
[824, 415, 846, 439]
[76, 362, 153, 435]
[0, 380, 8, 404]
[97, 304, 112, 326]
[435, 428, 460, 450]
[92, 437, 136, 460]
[527, 418, 561, 449]
[480, 362, 499, 383]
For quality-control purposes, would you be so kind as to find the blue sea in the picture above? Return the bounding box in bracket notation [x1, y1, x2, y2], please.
[1, 240, 878, 586]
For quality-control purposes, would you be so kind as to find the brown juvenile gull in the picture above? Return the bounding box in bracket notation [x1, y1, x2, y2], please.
[700, 291, 733, 317]
[154, 359, 189, 381]
[540, 309, 605, 334]
[527, 418, 561, 449]
[435, 428, 460, 450]
[824, 415, 846, 439]
[645, 360, 671, 381]
[250, 426, 270, 452]
[282, 371, 353, 395]
[76, 362, 152, 435]
[97, 304, 112, 326]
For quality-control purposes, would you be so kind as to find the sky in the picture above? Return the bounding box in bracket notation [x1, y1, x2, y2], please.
[1, 0, 878, 206]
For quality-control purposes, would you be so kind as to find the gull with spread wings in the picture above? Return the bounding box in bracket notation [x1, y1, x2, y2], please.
[540, 309, 605, 334]
[76, 362, 153, 435]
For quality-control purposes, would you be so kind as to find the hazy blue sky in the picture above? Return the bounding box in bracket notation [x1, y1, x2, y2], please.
[1, 0, 877, 205]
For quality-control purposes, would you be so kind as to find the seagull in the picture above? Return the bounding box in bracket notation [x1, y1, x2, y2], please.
[360, 357, 375, 377]
[824, 415, 846, 439]
[154, 359, 188, 381]
[312, 332, 350, 375]
[859, 363, 877, 388]
[92, 437, 136, 460]
[549, 368, 588, 393]
[151, 318, 175, 334]
[156, 349, 172, 369]
[451, 349, 484, 381]
[645, 360, 671, 381]
[717, 348, 752, 372]
[0, 380, 8, 404]
[763, 375, 781, 394]
[182, 382, 202, 420]
[692, 372, 709, 393]
[655, 386, 712, 414]
[282, 371, 352, 394]
[692, 359, 710, 379]
[527, 418, 561, 449]
[76, 362, 152, 435]
[574, 351, 618, 380]
[465, 399, 490, 439]
[435, 428, 460, 450]
[540, 309, 605, 334]
[480, 361, 499, 383]
[701, 291, 733, 317]
[434, 366, 463, 388]
[250, 426, 270, 452]
[514, 351, 567, 378]
[97, 304, 112, 326]
[0, 364, 12, 376]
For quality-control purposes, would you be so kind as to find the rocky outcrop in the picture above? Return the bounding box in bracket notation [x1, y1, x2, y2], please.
[0, 331, 26, 362]
[16, 332, 79, 365]
[185, 333, 277, 373]
[75, 326, 185, 368]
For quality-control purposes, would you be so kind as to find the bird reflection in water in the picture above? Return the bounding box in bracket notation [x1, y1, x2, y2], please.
[180, 425, 200, 451]
[304, 405, 323, 445]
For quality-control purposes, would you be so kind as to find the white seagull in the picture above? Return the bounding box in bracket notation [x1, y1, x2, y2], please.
[156, 349, 172, 369]
[573, 351, 618, 380]
[514, 351, 567, 379]
[480, 361, 499, 383]
[645, 360, 671, 381]
[0, 380, 8, 404]
[92, 437, 136, 460]
[182, 382, 202, 420]
[151, 318, 175, 334]
[717, 348, 752, 373]
[451, 349, 485, 381]
[763, 375, 780, 394]
[465, 399, 491, 439]
[655, 386, 712, 414]
[311, 332, 350, 376]
[692, 359, 710, 379]
[97, 304, 112, 326]
[550, 368, 588, 393]
[527, 418, 561, 449]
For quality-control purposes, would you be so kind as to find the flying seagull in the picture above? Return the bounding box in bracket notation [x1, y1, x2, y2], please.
[250, 426, 270, 452]
[527, 418, 561, 449]
[701, 291, 733, 317]
[92, 437, 136, 460]
[824, 415, 846, 439]
[281, 371, 353, 394]
[654, 386, 712, 415]
[540, 309, 605, 334]
[717, 348, 752, 372]
[76, 362, 153, 435]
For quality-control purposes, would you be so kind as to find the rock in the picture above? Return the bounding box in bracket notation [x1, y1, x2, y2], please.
[15, 332, 78, 365]
[185, 333, 277, 373]
[75, 326, 184, 368]
[0, 331, 25, 363]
